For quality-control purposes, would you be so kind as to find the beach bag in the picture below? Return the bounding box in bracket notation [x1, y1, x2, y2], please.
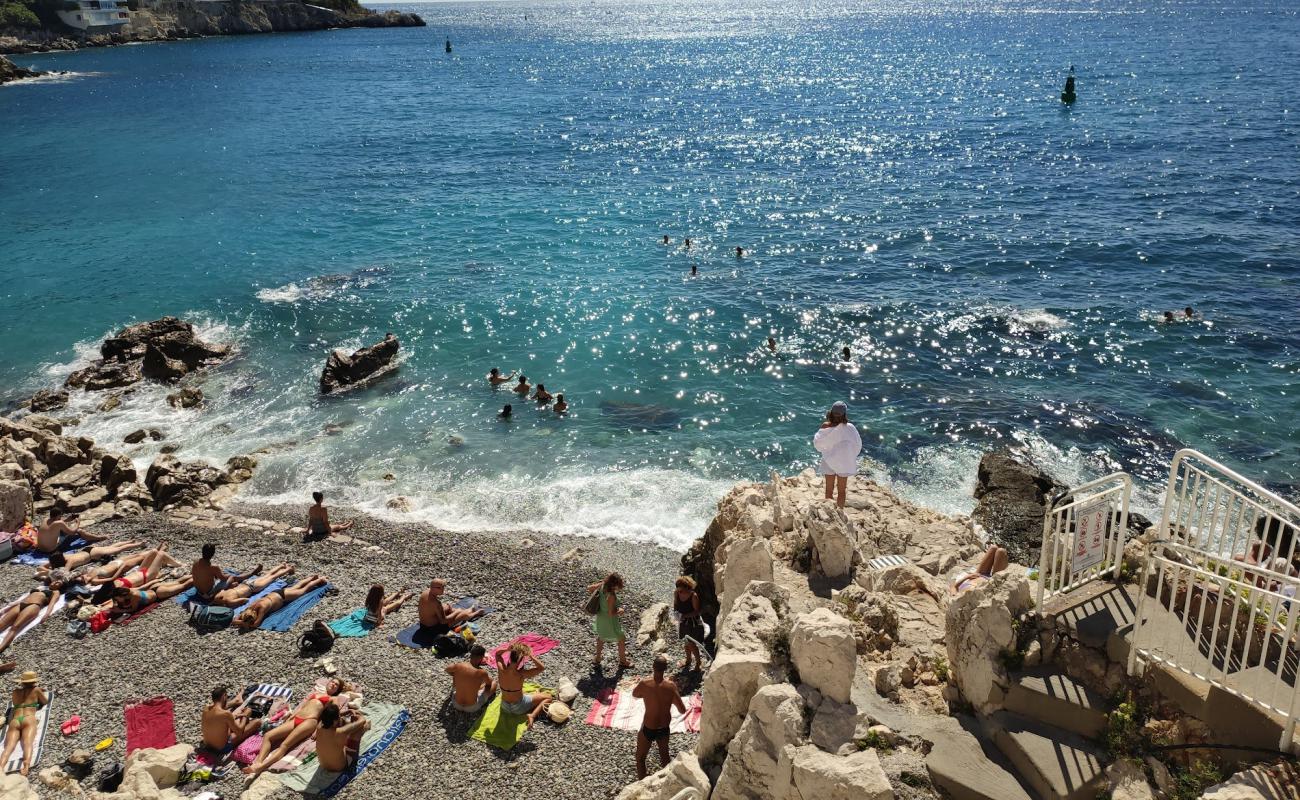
[0, 534, 13, 562]
[97, 761, 124, 793]
[14, 523, 38, 549]
[298, 620, 335, 656]
[88, 610, 112, 634]
[582, 589, 602, 615]
[432, 632, 470, 658]
[67, 619, 89, 639]
[189, 604, 234, 631]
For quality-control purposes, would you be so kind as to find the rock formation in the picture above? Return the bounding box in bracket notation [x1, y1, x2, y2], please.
[320, 332, 400, 394]
[0, 54, 40, 85]
[970, 449, 1067, 565]
[942, 568, 1031, 713]
[143, 452, 254, 511]
[65, 317, 231, 392]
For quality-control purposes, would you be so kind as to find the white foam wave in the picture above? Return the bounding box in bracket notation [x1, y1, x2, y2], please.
[1, 70, 100, 87]
[254, 283, 307, 303]
[1008, 309, 1068, 334]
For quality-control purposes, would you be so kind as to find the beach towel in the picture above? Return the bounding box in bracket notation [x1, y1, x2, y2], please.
[392, 620, 481, 650]
[279, 701, 408, 798]
[175, 579, 288, 612]
[114, 599, 163, 627]
[327, 609, 374, 638]
[0, 594, 67, 643]
[10, 537, 88, 567]
[584, 689, 702, 734]
[451, 596, 497, 615]
[468, 683, 547, 751]
[488, 633, 559, 666]
[125, 696, 176, 754]
[866, 554, 910, 571]
[3, 690, 51, 774]
[261, 584, 330, 632]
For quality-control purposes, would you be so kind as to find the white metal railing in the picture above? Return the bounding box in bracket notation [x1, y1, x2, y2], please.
[1127, 541, 1300, 751]
[1037, 472, 1132, 606]
[1159, 449, 1300, 582]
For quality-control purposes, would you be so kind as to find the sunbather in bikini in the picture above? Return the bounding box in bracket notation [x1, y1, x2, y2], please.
[106, 576, 195, 614]
[952, 545, 1009, 594]
[84, 543, 181, 588]
[192, 543, 263, 604]
[233, 575, 329, 630]
[242, 677, 352, 777]
[0, 573, 69, 653]
[209, 564, 295, 607]
[0, 672, 47, 775]
[38, 540, 145, 576]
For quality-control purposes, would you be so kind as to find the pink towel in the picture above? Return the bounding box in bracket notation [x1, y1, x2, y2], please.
[125, 697, 177, 754]
[584, 689, 702, 733]
[487, 633, 559, 668]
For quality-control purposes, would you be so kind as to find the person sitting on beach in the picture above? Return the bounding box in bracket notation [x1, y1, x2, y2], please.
[533, 383, 554, 405]
[488, 367, 516, 386]
[632, 655, 686, 779]
[499, 404, 513, 420]
[952, 545, 1009, 594]
[201, 685, 261, 755]
[85, 543, 181, 591]
[418, 578, 484, 632]
[192, 543, 261, 604]
[107, 575, 195, 614]
[513, 375, 532, 395]
[554, 395, 568, 414]
[243, 677, 352, 777]
[308, 491, 353, 537]
[210, 564, 296, 607]
[0, 573, 69, 653]
[0, 672, 47, 776]
[589, 572, 631, 669]
[38, 540, 143, 577]
[495, 642, 553, 729]
[813, 401, 862, 509]
[362, 584, 411, 627]
[234, 575, 329, 630]
[673, 576, 704, 672]
[314, 703, 370, 773]
[34, 511, 106, 554]
[445, 643, 497, 714]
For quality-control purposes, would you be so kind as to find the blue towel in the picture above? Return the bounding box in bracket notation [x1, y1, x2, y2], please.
[451, 596, 497, 615]
[392, 620, 479, 649]
[328, 608, 375, 638]
[11, 538, 88, 567]
[259, 583, 330, 632]
[175, 580, 287, 616]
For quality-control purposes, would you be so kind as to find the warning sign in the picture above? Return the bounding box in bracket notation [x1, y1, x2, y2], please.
[1073, 499, 1110, 573]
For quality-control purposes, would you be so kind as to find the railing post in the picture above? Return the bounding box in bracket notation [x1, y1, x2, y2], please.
[1113, 474, 1131, 582]
[1127, 541, 1155, 677]
[1037, 504, 1053, 609]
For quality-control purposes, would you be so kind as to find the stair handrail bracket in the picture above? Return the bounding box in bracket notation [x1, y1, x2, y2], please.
[1036, 472, 1132, 607]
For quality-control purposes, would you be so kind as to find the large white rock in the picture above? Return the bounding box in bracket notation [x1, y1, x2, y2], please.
[804, 504, 856, 579]
[698, 586, 784, 763]
[808, 697, 871, 755]
[637, 602, 670, 649]
[713, 684, 808, 800]
[943, 570, 1031, 713]
[789, 608, 856, 704]
[123, 743, 193, 790]
[615, 753, 712, 800]
[0, 773, 38, 800]
[0, 480, 31, 532]
[787, 744, 894, 800]
[717, 536, 775, 631]
[1105, 758, 1155, 800]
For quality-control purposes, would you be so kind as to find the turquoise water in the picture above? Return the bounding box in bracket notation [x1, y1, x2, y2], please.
[2, 0, 1298, 548]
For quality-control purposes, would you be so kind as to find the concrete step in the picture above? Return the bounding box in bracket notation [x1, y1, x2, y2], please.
[924, 715, 1034, 800]
[988, 711, 1107, 800]
[1005, 668, 1108, 739]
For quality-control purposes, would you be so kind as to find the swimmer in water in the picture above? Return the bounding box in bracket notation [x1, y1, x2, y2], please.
[662, 235, 670, 245]
[1163, 311, 1175, 323]
[684, 238, 691, 250]
[690, 264, 697, 276]
[554, 394, 568, 413]
[513, 375, 532, 395]
[488, 367, 516, 386]
[499, 404, 513, 420]
[1184, 306, 1195, 319]
[841, 346, 851, 361]
[767, 336, 777, 352]
[735, 246, 744, 258]
[533, 384, 554, 405]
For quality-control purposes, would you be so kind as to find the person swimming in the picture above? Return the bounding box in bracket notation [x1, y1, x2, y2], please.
[488, 367, 516, 386]
[554, 394, 568, 413]
[533, 384, 554, 405]
[841, 346, 851, 361]
[1163, 311, 1175, 323]
[513, 375, 532, 395]
[662, 235, 670, 245]
[1184, 306, 1195, 319]
[767, 336, 777, 352]
[684, 238, 691, 250]
[735, 246, 744, 258]
[499, 404, 513, 420]
[690, 264, 697, 276]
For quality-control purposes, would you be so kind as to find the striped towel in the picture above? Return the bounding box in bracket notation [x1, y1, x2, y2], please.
[584, 689, 702, 734]
[0, 595, 67, 643]
[866, 554, 910, 571]
[4, 690, 51, 774]
[237, 683, 293, 710]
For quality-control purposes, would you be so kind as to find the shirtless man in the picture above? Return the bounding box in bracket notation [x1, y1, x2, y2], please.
[418, 578, 484, 631]
[191, 543, 261, 603]
[632, 655, 686, 779]
[307, 492, 353, 537]
[201, 685, 260, 755]
[314, 704, 370, 773]
[35, 511, 106, 554]
[445, 644, 496, 713]
[512, 375, 532, 396]
[211, 564, 295, 607]
[488, 367, 516, 386]
[234, 575, 328, 630]
[495, 642, 552, 728]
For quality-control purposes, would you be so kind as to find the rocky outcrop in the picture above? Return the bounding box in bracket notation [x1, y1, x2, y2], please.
[65, 317, 231, 392]
[0, 54, 40, 85]
[0, 480, 32, 531]
[615, 753, 712, 800]
[788, 745, 894, 800]
[144, 453, 254, 510]
[166, 387, 203, 408]
[713, 684, 808, 799]
[789, 609, 856, 704]
[28, 389, 69, 412]
[319, 333, 400, 394]
[943, 568, 1031, 713]
[970, 450, 1066, 565]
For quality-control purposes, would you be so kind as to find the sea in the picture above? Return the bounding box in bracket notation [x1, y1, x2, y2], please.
[2, 0, 1297, 550]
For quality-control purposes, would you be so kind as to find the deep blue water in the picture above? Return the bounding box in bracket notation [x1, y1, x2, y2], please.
[2, 0, 1298, 547]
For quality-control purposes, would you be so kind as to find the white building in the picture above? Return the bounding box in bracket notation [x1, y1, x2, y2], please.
[57, 0, 131, 32]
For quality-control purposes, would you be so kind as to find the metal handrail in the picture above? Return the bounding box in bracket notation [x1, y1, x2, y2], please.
[1036, 472, 1132, 607]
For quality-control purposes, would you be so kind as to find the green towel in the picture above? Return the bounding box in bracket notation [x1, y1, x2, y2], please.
[279, 701, 405, 794]
[469, 683, 549, 751]
[327, 609, 374, 638]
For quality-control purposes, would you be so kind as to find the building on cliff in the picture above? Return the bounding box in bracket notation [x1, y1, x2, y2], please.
[57, 0, 131, 32]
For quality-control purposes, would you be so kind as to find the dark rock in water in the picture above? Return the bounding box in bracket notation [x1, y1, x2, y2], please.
[66, 316, 230, 392]
[971, 450, 1068, 565]
[67, 360, 142, 391]
[102, 317, 194, 361]
[144, 453, 239, 510]
[598, 401, 682, 431]
[29, 389, 69, 413]
[159, 444, 180, 455]
[166, 387, 204, 409]
[98, 393, 122, 413]
[0, 55, 40, 86]
[319, 333, 400, 394]
[124, 429, 148, 445]
[142, 343, 189, 382]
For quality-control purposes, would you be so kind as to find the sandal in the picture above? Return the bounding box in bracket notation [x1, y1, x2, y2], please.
[94, 737, 114, 751]
[60, 715, 82, 736]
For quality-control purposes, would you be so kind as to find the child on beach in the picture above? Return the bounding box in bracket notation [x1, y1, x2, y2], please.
[589, 572, 632, 669]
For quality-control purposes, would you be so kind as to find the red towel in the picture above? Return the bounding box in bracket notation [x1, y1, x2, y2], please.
[115, 602, 160, 627]
[125, 696, 176, 754]
[487, 633, 559, 668]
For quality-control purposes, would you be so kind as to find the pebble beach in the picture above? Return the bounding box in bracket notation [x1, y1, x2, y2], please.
[0, 502, 697, 799]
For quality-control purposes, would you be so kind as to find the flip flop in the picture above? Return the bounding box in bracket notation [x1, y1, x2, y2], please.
[94, 737, 113, 751]
[60, 715, 82, 736]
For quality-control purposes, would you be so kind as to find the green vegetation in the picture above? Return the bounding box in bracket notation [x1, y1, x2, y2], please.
[0, 1, 41, 28]
[897, 771, 930, 789]
[855, 729, 895, 753]
[1104, 697, 1143, 758]
[1168, 760, 1223, 800]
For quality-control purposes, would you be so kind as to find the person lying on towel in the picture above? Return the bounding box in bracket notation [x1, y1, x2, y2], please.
[234, 575, 329, 630]
[243, 677, 354, 777]
[37, 540, 144, 577]
[208, 564, 296, 607]
[315, 703, 370, 772]
[103, 575, 194, 614]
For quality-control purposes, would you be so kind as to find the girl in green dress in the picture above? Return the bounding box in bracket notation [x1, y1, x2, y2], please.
[588, 572, 632, 669]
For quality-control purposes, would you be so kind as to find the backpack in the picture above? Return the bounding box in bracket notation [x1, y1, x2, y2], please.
[189, 604, 234, 631]
[582, 589, 603, 615]
[432, 632, 470, 658]
[298, 620, 335, 656]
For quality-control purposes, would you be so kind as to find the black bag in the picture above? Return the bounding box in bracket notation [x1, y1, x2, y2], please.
[582, 589, 602, 615]
[432, 632, 470, 657]
[246, 696, 273, 719]
[298, 619, 335, 656]
[97, 761, 124, 793]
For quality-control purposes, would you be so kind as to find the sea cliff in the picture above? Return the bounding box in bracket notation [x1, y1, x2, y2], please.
[0, 0, 423, 56]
